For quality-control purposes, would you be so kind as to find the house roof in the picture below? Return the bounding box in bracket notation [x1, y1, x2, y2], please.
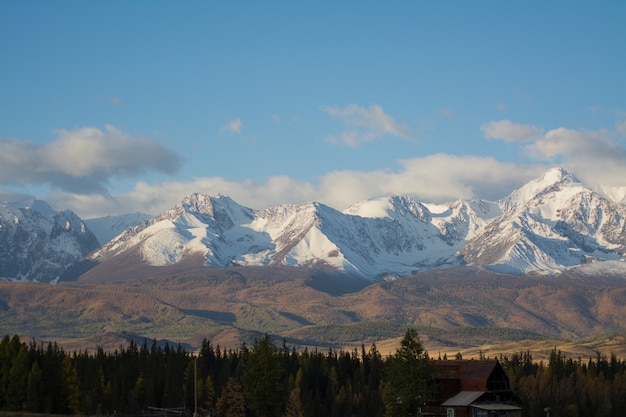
[431, 359, 501, 391]
[473, 404, 523, 411]
[441, 391, 485, 407]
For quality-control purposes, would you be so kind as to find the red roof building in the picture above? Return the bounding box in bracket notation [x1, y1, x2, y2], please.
[425, 359, 523, 417]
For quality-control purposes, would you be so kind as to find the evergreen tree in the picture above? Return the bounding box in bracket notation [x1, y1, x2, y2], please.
[6, 341, 29, 410]
[201, 375, 217, 414]
[383, 328, 434, 417]
[217, 377, 246, 417]
[364, 343, 385, 417]
[243, 335, 285, 417]
[26, 361, 43, 412]
[62, 356, 81, 414]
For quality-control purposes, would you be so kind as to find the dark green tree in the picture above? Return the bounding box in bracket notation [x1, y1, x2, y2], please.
[26, 361, 43, 412]
[217, 377, 246, 417]
[62, 356, 81, 414]
[243, 335, 285, 417]
[383, 328, 434, 417]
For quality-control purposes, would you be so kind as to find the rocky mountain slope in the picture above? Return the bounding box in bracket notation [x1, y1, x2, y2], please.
[461, 168, 626, 274]
[0, 200, 100, 283]
[90, 168, 626, 279]
[2, 167, 625, 282]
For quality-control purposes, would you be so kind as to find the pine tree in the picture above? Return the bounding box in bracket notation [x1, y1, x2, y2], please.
[202, 375, 217, 413]
[383, 328, 434, 417]
[217, 377, 246, 417]
[26, 361, 43, 412]
[62, 356, 81, 414]
[243, 335, 285, 417]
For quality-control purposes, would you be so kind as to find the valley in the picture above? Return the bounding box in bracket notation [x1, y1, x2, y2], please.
[2, 265, 625, 360]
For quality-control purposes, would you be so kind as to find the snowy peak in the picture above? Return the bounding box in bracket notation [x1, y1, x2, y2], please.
[344, 195, 430, 222]
[179, 193, 238, 216]
[0, 200, 100, 283]
[90, 169, 626, 279]
[92, 193, 464, 278]
[461, 168, 626, 274]
[160, 193, 254, 228]
[5, 167, 624, 282]
[502, 167, 581, 210]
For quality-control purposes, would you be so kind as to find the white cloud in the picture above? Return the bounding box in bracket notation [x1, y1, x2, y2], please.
[481, 120, 544, 142]
[220, 118, 243, 134]
[317, 155, 544, 207]
[49, 154, 546, 218]
[9, 119, 624, 219]
[484, 120, 626, 188]
[321, 103, 418, 146]
[0, 125, 182, 194]
[49, 175, 318, 218]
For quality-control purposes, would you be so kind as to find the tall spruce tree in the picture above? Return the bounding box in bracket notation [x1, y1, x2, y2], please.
[217, 377, 246, 417]
[383, 328, 434, 417]
[243, 335, 285, 417]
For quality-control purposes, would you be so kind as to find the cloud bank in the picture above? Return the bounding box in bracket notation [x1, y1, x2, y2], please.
[45, 154, 546, 218]
[2, 119, 624, 219]
[482, 119, 626, 188]
[0, 125, 183, 194]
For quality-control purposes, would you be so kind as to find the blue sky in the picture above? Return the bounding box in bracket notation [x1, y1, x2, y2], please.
[1, 1, 625, 218]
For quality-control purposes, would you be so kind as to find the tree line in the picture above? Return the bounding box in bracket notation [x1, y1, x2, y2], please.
[1, 332, 626, 417]
[502, 348, 626, 417]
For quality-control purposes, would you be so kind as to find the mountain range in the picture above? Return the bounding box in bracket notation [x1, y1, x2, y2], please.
[2, 167, 626, 355]
[1, 167, 625, 283]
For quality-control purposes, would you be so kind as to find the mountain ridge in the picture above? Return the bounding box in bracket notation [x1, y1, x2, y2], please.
[1, 167, 625, 282]
[0, 200, 100, 283]
[87, 167, 626, 279]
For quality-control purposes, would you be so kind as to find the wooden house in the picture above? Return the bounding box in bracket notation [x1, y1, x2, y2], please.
[425, 359, 523, 417]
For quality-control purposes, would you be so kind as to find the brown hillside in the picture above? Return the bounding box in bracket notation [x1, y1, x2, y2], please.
[1, 265, 625, 359]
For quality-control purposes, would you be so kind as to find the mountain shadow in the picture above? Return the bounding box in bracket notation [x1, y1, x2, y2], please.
[305, 269, 372, 295]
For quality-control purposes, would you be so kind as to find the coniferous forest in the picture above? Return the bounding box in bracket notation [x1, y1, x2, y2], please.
[1, 333, 626, 417]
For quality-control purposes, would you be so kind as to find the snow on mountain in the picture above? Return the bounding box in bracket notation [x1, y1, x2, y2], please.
[89, 169, 625, 278]
[85, 212, 153, 245]
[596, 184, 626, 205]
[0, 200, 100, 283]
[6, 167, 624, 282]
[461, 167, 626, 274]
[93, 194, 467, 279]
[426, 199, 502, 242]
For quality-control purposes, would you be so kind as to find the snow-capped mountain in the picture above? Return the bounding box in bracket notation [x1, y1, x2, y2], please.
[461, 168, 626, 274]
[85, 212, 153, 245]
[90, 168, 626, 279]
[3, 168, 624, 282]
[0, 199, 100, 283]
[92, 193, 474, 278]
